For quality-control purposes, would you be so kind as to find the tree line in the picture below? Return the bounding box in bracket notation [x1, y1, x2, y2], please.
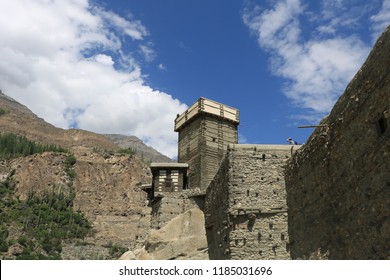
[0, 179, 92, 259]
[0, 133, 69, 160]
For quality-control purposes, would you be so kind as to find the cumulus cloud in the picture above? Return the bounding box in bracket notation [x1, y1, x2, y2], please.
[0, 0, 187, 158]
[243, 0, 383, 121]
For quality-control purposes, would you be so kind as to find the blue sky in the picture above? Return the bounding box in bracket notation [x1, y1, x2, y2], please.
[0, 0, 389, 158]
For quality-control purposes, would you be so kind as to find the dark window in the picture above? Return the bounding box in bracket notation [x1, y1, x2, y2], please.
[164, 178, 172, 192]
[164, 170, 172, 191]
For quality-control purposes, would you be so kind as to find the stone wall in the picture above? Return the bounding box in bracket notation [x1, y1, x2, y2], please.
[285, 26, 390, 260]
[205, 144, 300, 259]
[150, 191, 204, 229]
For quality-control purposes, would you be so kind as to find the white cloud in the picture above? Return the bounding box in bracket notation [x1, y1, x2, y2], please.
[371, 0, 390, 39]
[92, 54, 115, 66]
[317, 0, 363, 29]
[0, 0, 187, 158]
[158, 64, 167, 71]
[139, 43, 156, 62]
[238, 133, 248, 144]
[243, 0, 371, 119]
[95, 8, 148, 40]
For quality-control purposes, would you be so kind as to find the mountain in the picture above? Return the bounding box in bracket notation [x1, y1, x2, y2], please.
[0, 90, 154, 259]
[0, 90, 172, 162]
[0, 89, 118, 153]
[104, 134, 173, 163]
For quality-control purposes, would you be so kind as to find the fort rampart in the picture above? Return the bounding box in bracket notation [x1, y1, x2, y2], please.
[284, 26, 390, 260]
[205, 144, 300, 259]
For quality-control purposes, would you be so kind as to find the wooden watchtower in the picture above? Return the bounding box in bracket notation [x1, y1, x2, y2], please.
[174, 97, 239, 190]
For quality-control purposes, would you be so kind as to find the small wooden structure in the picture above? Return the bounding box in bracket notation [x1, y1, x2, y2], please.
[150, 162, 189, 199]
[174, 97, 239, 190]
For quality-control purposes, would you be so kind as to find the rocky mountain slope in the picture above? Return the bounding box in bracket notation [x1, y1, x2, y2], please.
[0, 90, 172, 163]
[104, 134, 173, 163]
[0, 90, 119, 153]
[0, 90, 156, 259]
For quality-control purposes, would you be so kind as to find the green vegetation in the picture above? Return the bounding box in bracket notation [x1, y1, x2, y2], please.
[0, 132, 92, 259]
[0, 173, 91, 259]
[0, 108, 8, 116]
[64, 154, 77, 180]
[117, 147, 136, 156]
[0, 133, 69, 160]
[0, 226, 9, 253]
[108, 242, 128, 259]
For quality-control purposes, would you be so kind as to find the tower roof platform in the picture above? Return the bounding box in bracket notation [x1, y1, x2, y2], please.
[174, 97, 239, 132]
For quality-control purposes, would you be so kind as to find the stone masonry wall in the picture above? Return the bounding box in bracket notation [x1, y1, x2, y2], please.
[150, 192, 204, 229]
[284, 26, 390, 259]
[205, 144, 300, 259]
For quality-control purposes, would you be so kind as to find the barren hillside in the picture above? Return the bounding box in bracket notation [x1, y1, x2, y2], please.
[0, 91, 153, 259]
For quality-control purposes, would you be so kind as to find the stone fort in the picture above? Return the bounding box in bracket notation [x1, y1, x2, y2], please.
[145, 26, 390, 260]
[148, 97, 300, 259]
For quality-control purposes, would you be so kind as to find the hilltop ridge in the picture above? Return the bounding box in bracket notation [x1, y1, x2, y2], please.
[0, 90, 172, 162]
